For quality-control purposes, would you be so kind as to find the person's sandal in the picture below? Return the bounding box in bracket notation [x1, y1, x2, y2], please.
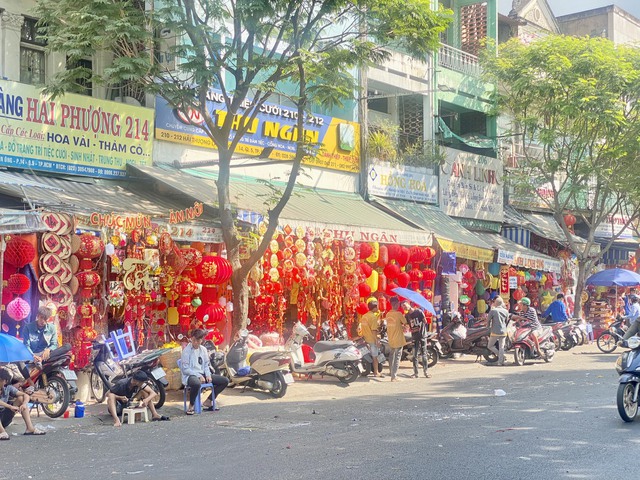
[186, 408, 195, 416]
[0, 432, 9, 441]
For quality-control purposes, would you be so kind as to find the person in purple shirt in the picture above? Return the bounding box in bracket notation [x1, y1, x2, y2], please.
[543, 294, 570, 323]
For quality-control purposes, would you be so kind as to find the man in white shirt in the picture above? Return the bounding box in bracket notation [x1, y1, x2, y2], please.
[622, 295, 640, 340]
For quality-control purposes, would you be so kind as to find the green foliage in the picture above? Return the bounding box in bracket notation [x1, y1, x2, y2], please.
[481, 35, 640, 258]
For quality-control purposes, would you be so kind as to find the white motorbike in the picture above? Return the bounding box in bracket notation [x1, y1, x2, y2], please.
[286, 322, 362, 384]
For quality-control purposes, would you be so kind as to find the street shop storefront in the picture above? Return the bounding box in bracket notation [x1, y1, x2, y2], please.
[0, 171, 229, 370]
[126, 165, 434, 341]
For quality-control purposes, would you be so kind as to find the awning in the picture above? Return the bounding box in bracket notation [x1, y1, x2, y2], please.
[0, 169, 220, 226]
[488, 233, 562, 274]
[521, 211, 587, 245]
[438, 118, 496, 149]
[371, 197, 494, 262]
[0, 208, 47, 234]
[130, 165, 432, 246]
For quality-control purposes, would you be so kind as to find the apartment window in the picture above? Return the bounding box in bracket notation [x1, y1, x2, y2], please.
[460, 2, 487, 57]
[20, 17, 46, 85]
[67, 57, 93, 96]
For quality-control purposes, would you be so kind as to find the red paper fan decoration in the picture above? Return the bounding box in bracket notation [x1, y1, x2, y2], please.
[5, 236, 36, 268]
[6, 274, 31, 295]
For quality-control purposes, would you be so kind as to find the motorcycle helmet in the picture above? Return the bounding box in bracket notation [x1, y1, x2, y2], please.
[519, 297, 531, 306]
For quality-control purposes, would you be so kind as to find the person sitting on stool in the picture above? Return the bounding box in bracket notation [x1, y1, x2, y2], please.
[107, 371, 169, 427]
[180, 328, 229, 415]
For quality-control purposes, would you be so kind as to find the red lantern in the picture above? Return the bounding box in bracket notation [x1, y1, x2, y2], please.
[6, 297, 30, 321]
[358, 283, 372, 298]
[356, 302, 369, 315]
[4, 236, 36, 268]
[76, 233, 104, 260]
[408, 269, 423, 282]
[359, 263, 373, 278]
[359, 243, 373, 259]
[423, 269, 436, 281]
[383, 263, 401, 279]
[396, 272, 410, 288]
[409, 246, 427, 264]
[387, 244, 401, 262]
[424, 247, 436, 260]
[377, 245, 389, 267]
[378, 296, 390, 312]
[422, 289, 433, 301]
[563, 213, 576, 227]
[396, 247, 410, 268]
[176, 279, 197, 296]
[378, 273, 387, 293]
[513, 288, 525, 301]
[76, 271, 101, 298]
[386, 282, 399, 296]
[196, 303, 225, 324]
[196, 256, 233, 285]
[6, 274, 31, 295]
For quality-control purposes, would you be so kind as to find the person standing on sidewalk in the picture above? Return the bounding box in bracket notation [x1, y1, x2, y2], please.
[487, 296, 509, 365]
[360, 299, 384, 378]
[385, 297, 407, 382]
[402, 301, 431, 378]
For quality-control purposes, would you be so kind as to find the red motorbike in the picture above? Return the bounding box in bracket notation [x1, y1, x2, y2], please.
[438, 316, 498, 363]
[511, 320, 556, 366]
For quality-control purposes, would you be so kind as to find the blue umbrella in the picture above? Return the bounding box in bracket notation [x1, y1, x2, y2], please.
[392, 288, 437, 316]
[0, 333, 34, 363]
[585, 268, 640, 287]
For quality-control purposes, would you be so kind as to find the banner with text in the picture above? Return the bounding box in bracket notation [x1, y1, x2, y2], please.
[439, 147, 503, 221]
[0, 80, 154, 178]
[497, 249, 562, 274]
[367, 161, 438, 203]
[155, 93, 360, 172]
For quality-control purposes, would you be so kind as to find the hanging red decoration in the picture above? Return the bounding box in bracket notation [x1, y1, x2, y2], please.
[6, 274, 31, 295]
[196, 255, 233, 285]
[387, 244, 401, 262]
[4, 236, 36, 268]
[176, 279, 197, 296]
[378, 296, 390, 312]
[76, 271, 101, 298]
[396, 272, 410, 288]
[359, 243, 373, 259]
[422, 289, 433, 301]
[408, 269, 423, 282]
[378, 273, 388, 293]
[563, 213, 576, 227]
[422, 269, 437, 281]
[181, 248, 203, 270]
[356, 302, 369, 315]
[396, 247, 410, 268]
[377, 245, 389, 267]
[409, 247, 427, 264]
[386, 282, 399, 296]
[513, 288, 525, 301]
[424, 247, 436, 260]
[359, 263, 373, 278]
[6, 297, 30, 321]
[358, 283, 372, 298]
[383, 263, 401, 279]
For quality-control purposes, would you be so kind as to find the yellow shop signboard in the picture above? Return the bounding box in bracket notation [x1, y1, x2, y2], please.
[0, 80, 153, 178]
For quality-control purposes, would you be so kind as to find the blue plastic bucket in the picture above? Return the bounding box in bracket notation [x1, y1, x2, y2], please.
[74, 401, 85, 418]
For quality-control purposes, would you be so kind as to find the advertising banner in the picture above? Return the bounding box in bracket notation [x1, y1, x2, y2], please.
[497, 248, 562, 274]
[367, 161, 438, 203]
[439, 147, 503, 221]
[594, 213, 636, 240]
[155, 92, 360, 172]
[0, 80, 154, 178]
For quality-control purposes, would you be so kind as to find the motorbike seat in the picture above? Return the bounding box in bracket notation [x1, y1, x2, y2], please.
[249, 351, 280, 363]
[313, 340, 353, 353]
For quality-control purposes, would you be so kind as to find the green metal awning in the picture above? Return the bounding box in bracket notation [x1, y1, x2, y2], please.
[129, 165, 431, 245]
[486, 233, 562, 274]
[371, 197, 494, 262]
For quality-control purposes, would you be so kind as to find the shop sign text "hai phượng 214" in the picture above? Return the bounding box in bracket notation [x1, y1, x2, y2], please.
[0, 79, 153, 178]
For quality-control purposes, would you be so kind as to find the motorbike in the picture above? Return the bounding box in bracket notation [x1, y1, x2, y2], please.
[87, 338, 170, 409]
[215, 329, 293, 398]
[559, 320, 583, 350]
[597, 317, 627, 353]
[402, 332, 442, 368]
[615, 336, 640, 422]
[286, 322, 362, 383]
[353, 336, 387, 376]
[438, 316, 498, 363]
[19, 344, 78, 418]
[511, 320, 556, 366]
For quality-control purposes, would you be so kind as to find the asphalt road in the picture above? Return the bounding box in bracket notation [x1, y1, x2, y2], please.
[1, 344, 636, 480]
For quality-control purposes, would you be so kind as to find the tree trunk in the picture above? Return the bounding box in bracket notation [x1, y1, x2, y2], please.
[574, 260, 588, 319]
[231, 270, 250, 339]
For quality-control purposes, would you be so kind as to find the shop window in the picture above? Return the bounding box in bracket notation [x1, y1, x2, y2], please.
[459, 110, 487, 136]
[66, 57, 93, 97]
[368, 95, 389, 114]
[20, 17, 47, 85]
[398, 94, 423, 151]
[460, 2, 487, 57]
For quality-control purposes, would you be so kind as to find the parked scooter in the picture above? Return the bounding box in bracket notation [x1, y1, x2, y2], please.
[19, 344, 78, 418]
[597, 317, 627, 353]
[511, 320, 556, 366]
[353, 336, 387, 376]
[438, 315, 498, 363]
[87, 338, 170, 409]
[215, 329, 293, 398]
[402, 332, 442, 368]
[615, 336, 640, 422]
[286, 322, 362, 383]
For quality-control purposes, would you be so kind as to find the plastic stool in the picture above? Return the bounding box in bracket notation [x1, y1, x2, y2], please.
[183, 383, 214, 414]
[121, 407, 149, 425]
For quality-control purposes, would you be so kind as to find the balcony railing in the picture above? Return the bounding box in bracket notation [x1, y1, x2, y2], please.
[438, 44, 481, 77]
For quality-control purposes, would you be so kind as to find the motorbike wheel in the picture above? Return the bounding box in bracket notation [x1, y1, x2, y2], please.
[552, 335, 561, 351]
[148, 377, 166, 409]
[427, 347, 438, 368]
[617, 382, 639, 422]
[41, 374, 70, 418]
[543, 349, 555, 363]
[440, 344, 454, 359]
[269, 371, 288, 398]
[90, 370, 106, 403]
[338, 362, 360, 384]
[361, 362, 372, 377]
[561, 337, 575, 351]
[483, 352, 499, 363]
[514, 347, 525, 366]
[597, 333, 618, 353]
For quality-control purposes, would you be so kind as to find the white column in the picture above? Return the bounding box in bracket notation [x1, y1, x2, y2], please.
[0, 11, 23, 81]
